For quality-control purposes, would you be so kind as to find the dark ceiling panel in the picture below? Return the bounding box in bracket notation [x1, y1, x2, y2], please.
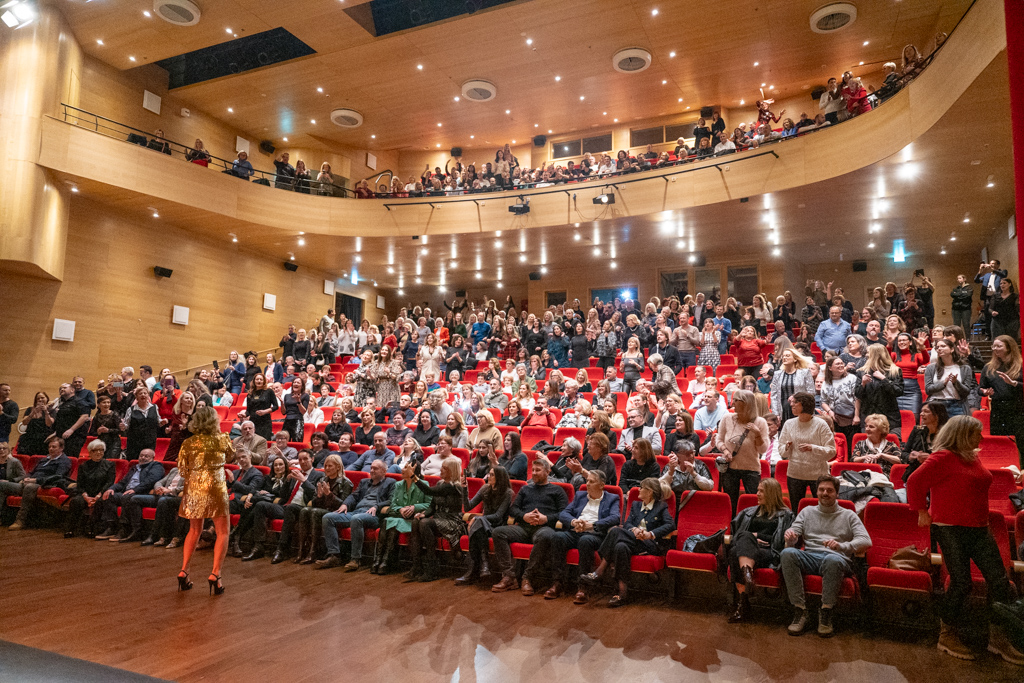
[347, 0, 522, 37]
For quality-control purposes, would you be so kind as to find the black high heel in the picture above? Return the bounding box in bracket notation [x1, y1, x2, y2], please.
[177, 571, 192, 592]
[208, 574, 224, 596]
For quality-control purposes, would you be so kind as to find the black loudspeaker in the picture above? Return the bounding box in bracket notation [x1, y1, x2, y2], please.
[451, 147, 463, 157]
[153, 266, 173, 279]
[259, 140, 275, 154]
[528, 272, 541, 281]
[690, 254, 707, 267]
[533, 135, 547, 147]
[811, 86, 827, 100]
[852, 260, 868, 272]
[283, 262, 298, 272]
[700, 106, 714, 118]
[455, 289, 466, 297]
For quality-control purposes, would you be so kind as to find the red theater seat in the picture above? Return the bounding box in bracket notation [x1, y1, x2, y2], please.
[665, 491, 731, 574]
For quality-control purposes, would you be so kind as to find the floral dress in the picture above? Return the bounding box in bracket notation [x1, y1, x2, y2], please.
[697, 331, 721, 368]
[373, 358, 403, 407]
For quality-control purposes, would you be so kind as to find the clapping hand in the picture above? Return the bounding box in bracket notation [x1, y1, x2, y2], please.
[823, 539, 841, 551]
[997, 371, 1017, 386]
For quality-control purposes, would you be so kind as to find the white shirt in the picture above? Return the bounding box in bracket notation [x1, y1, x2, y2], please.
[577, 496, 602, 525]
[938, 365, 961, 400]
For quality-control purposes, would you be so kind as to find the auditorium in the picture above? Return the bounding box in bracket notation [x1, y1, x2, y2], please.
[2, 0, 1024, 680]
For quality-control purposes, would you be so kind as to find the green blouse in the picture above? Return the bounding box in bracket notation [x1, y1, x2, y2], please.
[383, 479, 431, 532]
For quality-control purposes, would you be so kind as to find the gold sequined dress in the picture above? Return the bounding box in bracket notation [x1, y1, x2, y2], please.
[178, 433, 233, 519]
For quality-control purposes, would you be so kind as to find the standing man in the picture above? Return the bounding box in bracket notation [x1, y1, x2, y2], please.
[319, 309, 336, 336]
[814, 306, 852, 355]
[53, 383, 90, 461]
[975, 260, 1008, 338]
[671, 314, 700, 373]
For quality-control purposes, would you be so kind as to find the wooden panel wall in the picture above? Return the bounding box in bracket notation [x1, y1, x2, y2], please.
[0, 197, 382, 409]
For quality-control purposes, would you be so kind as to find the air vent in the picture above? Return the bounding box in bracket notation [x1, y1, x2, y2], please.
[154, 0, 201, 26]
[810, 3, 857, 33]
[461, 80, 496, 102]
[612, 48, 652, 74]
[330, 108, 363, 128]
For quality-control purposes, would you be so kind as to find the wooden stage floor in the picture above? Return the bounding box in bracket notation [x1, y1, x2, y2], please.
[0, 528, 1017, 682]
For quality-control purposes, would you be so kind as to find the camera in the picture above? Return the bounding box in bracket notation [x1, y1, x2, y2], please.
[914, 269, 925, 277]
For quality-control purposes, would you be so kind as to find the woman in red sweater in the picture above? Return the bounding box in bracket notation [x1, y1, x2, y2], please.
[732, 326, 767, 377]
[891, 332, 927, 417]
[907, 415, 1022, 664]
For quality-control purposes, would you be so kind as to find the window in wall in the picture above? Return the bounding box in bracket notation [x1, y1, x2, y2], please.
[546, 291, 567, 308]
[630, 126, 664, 148]
[552, 140, 582, 158]
[727, 266, 759, 305]
[582, 134, 613, 155]
[591, 286, 637, 306]
[665, 122, 697, 143]
[694, 268, 722, 301]
[660, 271, 689, 300]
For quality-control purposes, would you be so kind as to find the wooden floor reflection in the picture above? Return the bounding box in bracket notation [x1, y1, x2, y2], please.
[0, 529, 1016, 682]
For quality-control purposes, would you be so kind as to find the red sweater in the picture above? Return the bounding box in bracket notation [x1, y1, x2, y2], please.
[907, 449, 992, 527]
[890, 351, 927, 379]
[733, 338, 766, 367]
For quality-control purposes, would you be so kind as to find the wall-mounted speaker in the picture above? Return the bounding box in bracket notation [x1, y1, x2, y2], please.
[455, 289, 466, 297]
[690, 254, 707, 267]
[450, 147, 463, 157]
[699, 106, 714, 118]
[528, 272, 541, 281]
[153, 266, 173, 278]
[852, 260, 867, 272]
[811, 86, 827, 100]
[283, 262, 298, 272]
[533, 135, 547, 147]
[259, 140, 275, 155]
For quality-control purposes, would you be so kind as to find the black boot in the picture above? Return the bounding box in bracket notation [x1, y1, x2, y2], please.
[380, 531, 400, 574]
[455, 548, 480, 585]
[478, 552, 492, 581]
[229, 533, 244, 558]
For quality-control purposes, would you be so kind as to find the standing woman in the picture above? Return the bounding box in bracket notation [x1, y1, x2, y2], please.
[908, 416, 1023, 663]
[165, 391, 197, 462]
[418, 333, 443, 382]
[769, 349, 815, 425]
[176, 406, 233, 595]
[569, 322, 592, 369]
[407, 457, 466, 582]
[697, 318, 721, 370]
[88, 394, 123, 459]
[924, 339, 974, 418]
[778, 392, 836, 510]
[373, 345, 403, 408]
[979, 336, 1024, 467]
[445, 335, 466, 381]
[620, 337, 645, 395]
[733, 326, 767, 377]
[891, 332, 928, 417]
[989, 279, 1020, 342]
[247, 374, 279, 441]
[855, 344, 904, 433]
[282, 379, 310, 442]
[820, 357, 859, 447]
[595, 321, 619, 370]
[18, 392, 54, 455]
[243, 354, 262, 393]
[351, 351, 377, 407]
[715, 390, 769, 516]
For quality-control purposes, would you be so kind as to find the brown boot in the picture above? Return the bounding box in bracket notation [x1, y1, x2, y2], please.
[544, 582, 562, 600]
[520, 578, 535, 596]
[728, 594, 751, 623]
[573, 590, 589, 605]
[937, 621, 975, 661]
[491, 575, 518, 593]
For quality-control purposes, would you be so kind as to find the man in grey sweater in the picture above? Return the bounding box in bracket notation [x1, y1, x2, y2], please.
[780, 475, 872, 637]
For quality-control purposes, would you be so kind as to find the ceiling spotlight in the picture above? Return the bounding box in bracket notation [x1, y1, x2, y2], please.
[669, 51, 676, 57]
[662, 80, 667, 85]
[288, 253, 295, 261]
[227, 107, 233, 113]
[772, 248, 781, 256]
[152, 212, 159, 218]
[437, 122, 442, 127]
[298, 231, 305, 235]
[387, 266, 394, 274]
[688, 254, 696, 263]
[614, 118, 618, 122]
[496, 282, 503, 289]
[96, 39, 104, 45]
[555, 76, 561, 81]
[453, 96, 460, 101]
[739, 99, 744, 105]
[592, 247, 600, 256]
[603, 112, 607, 115]
[519, 254, 527, 262]
[574, 233, 581, 241]
[475, 272, 482, 279]
[298, 237, 306, 246]
[768, 85, 774, 90]
[282, 137, 288, 142]
[436, 144, 441, 148]
[678, 98, 682, 102]
[70, 185, 78, 193]
[593, 191, 615, 205]
[987, 175, 995, 187]
[579, 95, 585, 100]
[526, 38, 533, 45]
[225, 27, 233, 34]
[355, 255, 362, 262]
[229, 233, 238, 243]
[753, 61, 759, 66]
[575, 223, 580, 227]
[470, 135, 474, 139]
[310, 119, 316, 124]
[417, 64, 423, 70]
[540, 266, 548, 274]
[534, 123, 539, 128]
[317, 87, 323, 93]
[610, 261, 617, 269]
[863, 40, 869, 46]
[651, 8, 659, 16]
[868, 242, 876, 248]
[761, 83, 766, 87]
[143, 11, 151, 17]
[963, 216, 970, 223]
[129, 56, 136, 62]
[950, 235, 957, 241]
[505, 109, 511, 114]
[548, 129, 553, 133]
[940, 248, 947, 255]
[371, 135, 376, 139]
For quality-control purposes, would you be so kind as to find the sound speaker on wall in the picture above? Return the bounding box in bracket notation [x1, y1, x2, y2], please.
[455, 289, 466, 297]
[259, 140, 275, 154]
[852, 260, 868, 272]
[700, 106, 714, 118]
[528, 272, 541, 281]
[153, 266, 173, 278]
[450, 147, 463, 157]
[283, 262, 298, 272]
[533, 135, 546, 147]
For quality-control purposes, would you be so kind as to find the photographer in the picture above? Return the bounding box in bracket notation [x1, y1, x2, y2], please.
[975, 260, 1008, 338]
[519, 396, 557, 429]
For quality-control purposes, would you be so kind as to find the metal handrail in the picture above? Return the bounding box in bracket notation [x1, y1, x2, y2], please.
[59, 104, 356, 198]
[167, 346, 282, 384]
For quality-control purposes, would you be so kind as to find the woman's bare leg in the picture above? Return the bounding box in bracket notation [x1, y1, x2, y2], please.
[180, 518, 203, 574]
[211, 516, 230, 578]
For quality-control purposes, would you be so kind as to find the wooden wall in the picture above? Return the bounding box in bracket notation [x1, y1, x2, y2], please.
[0, 197, 381, 409]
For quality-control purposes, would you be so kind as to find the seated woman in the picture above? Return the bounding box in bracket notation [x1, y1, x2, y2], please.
[467, 410, 502, 452]
[618, 437, 661, 492]
[64, 439, 116, 538]
[499, 399, 525, 427]
[574, 368, 593, 394]
[421, 435, 454, 477]
[514, 383, 536, 413]
[384, 412, 411, 447]
[406, 457, 466, 582]
[323, 409, 353, 444]
[308, 432, 333, 468]
[373, 460, 431, 574]
[851, 413, 902, 476]
[497, 432, 528, 481]
[580, 477, 675, 607]
[897, 401, 949, 502]
[444, 412, 469, 450]
[294, 454, 353, 564]
[456, 465, 513, 584]
[663, 410, 700, 455]
[411, 410, 440, 447]
[231, 457, 294, 557]
[599, 399, 624, 430]
[466, 439, 500, 480]
[353, 408, 381, 446]
[388, 436, 423, 474]
[726, 477, 793, 623]
[585, 409, 619, 454]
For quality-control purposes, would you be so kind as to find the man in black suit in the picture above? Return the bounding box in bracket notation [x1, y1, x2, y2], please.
[6, 437, 73, 530]
[95, 448, 165, 542]
[243, 449, 326, 561]
[269, 449, 325, 563]
[53, 383, 90, 462]
[649, 329, 680, 374]
[226, 450, 266, 516]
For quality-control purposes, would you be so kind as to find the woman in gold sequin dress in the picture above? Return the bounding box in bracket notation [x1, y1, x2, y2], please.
[176, 406, 233, 595]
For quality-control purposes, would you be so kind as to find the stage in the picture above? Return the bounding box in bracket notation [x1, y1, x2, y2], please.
[0, 528, 1016, 682]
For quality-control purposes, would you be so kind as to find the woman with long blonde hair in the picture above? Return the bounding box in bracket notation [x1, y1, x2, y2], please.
[855, 343, 904, 432]
[980, 335, 1024, 465]
[715, 390, 768, 515]
[769, 349, 815, 423]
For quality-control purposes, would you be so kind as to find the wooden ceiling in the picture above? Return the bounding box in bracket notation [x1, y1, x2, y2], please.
[56, 51, 1014, 296]
[63, 0, 971, 152]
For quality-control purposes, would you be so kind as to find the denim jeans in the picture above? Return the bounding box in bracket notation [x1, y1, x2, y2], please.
[678, 350, 697, 371]
[779, 548, 851, 609]
[932, 525, 1014, 626]
[322, 511, 379, 559]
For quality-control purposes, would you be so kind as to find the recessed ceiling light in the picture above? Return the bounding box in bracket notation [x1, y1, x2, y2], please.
[298, 238, 306, 246]
[505, 109, 511, 114]
[128, 56, 136, 62]
[858, 61, 864, 66]
[355, 255, 362, 262]
[686, 106, 690, 109]
[142, 11, 150, 17]
[669, 51, 676, 57]
[475, 272, 482, 279]
[575, 223, 580, 227]
[317, 87, 323, 93]
[534, 123, 539, 128]
[987, 175, 994, 187]
[282, 137, 288, 142]
[761, 82, 766, 87]
[540, 266, 547, 273]
[739, 99, 744, 105]
[289, 255, 295, 261]
[651, 8, 659, 16]
[225, 28, 232, 34]
[863, 40, 869, 46]
[436, 144, 441, 148]
[526, 38, 533, 45]
[963, 217, 970, 223]
[772, 248, 781, 256]
[940, 248, 947, 255]
[613, 118, 618, 122]
[415, 277, 422, 284]
[470, 135, 475, 139]
[299, 231, 305, 235]
[70, 186, 78, 193]
[417, 64, 423, 70]
[387, 267, 394, 274]
[227, 107, 233, 113]
[950, 235, 957, 241]
[603, 112, 607, 115]
[152, 212, 159, 218]
[610, 261, 617, 269]
[437, 123, 442, 127]
[868, 242, 875, 248]
[511, 139, 516, 143]
[574, 233, 581, 241]
[753, 61, 759, 66]
[555, 76, 561, 81]
[371, 134, 376, 139]
[96, 39, 104, 45]
[592, 247, 600, 256]
[579, 95, 585, 100]
[453, 96, 460, 101]
[769, 85, 774, 90]
[662, 80, 667, 85]
[678, 98, 682, 102]
[519, 254, 526, 262]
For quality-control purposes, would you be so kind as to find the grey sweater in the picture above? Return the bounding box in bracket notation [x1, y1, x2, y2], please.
[789, 502, 872, 558]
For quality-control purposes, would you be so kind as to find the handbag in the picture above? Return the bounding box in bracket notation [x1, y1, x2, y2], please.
[887, 545, 930, 572]
[682, 528, 726, 554]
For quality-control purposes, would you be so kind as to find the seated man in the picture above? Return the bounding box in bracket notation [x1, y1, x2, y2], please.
[0, 441, 27, 507]
[781, 475, 872, 637]
[604, 366, 624, 394]
[94, 448, 165, 542]
[617, 408, 662, 455]
[424, 373, 441, 393]
[483, 379, 509, 413]
[348, 432, 395, 472]
[138, 464, 187, 547]
[520, 397, 558, 429]
[265, 430, 298, 466]
[225, 451, 266, 518]
[549, 469, 621, 603]
[64, 439, 116, 538]
[659, 440, 714, 506]
[6, 437, 73, 530]
[694, 390, 729, 432]
[491, 458, 570, 594]
[316, 459, 395, 570]
[270, 449, 329, 563]
[233, 421, 268, 465]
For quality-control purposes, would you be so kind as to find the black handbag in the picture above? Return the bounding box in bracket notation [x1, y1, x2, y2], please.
[691, 528, 726, 555]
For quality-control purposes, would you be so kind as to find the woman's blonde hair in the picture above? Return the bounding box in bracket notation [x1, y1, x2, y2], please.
[440, 455, 463, 483]
[475, 410, 495, 428]
[731, 390, 758, 423]
[864, 413, 890, 435]
[188, 406, 221, 435]
[757, 477, 786, 517]
[931, 415, 982, 462]
[864, 344, 900, 377]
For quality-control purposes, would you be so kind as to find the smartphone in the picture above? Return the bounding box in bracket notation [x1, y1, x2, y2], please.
[212, 360, 220, 370]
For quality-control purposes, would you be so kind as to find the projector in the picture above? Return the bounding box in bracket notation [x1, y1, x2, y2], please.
[509, 199, 530, 215]
[593, 192, 615, 205]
